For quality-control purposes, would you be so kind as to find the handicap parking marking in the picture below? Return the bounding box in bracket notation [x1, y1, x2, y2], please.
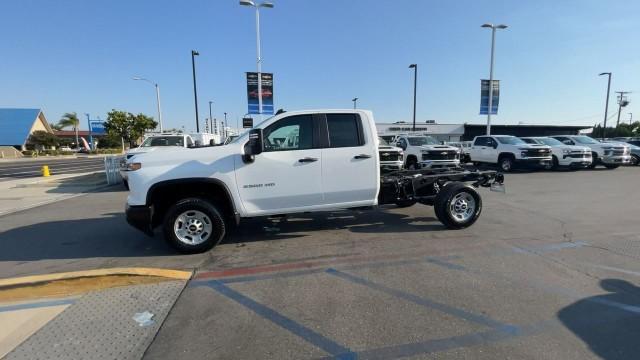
[325, 269, 516, 332]
[201, 280, 357, 359]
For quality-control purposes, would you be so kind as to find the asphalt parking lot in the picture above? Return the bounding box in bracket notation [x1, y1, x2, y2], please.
[1, 167, 639, 359]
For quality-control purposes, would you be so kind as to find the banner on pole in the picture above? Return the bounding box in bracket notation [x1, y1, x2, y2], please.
[479, 80, 500, 115]
[88, 120, 106, 135]
[246, 72, 274, 115]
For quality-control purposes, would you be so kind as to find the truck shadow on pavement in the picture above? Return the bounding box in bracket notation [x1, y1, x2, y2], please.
[558, 278, 640, 360]
[0, 208, 442, 261]
[226, 208, 443, 244]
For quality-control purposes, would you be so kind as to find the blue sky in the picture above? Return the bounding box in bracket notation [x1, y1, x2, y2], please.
[1, 0, 637, 131]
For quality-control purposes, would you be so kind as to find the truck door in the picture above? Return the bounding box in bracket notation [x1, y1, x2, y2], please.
[485, 137, 499, 162]
[234, 114, 323, 215]
[320, 113, 379, 206]
[472, 137, 489, 162]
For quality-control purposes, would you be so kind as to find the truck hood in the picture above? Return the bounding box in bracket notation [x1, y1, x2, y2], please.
[417, 145, 459, 151]
[127, 144, 236, 166]
[378, 145, 403, 152]
[125, 145, 189, 159]
[516, 144, 550, 150]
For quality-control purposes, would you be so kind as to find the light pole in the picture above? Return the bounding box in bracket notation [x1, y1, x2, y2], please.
[132, 77, 163, 133]
[409, 64, 417, 132]
[352, 97, 358, 109]
[629, 113, 634, 125]
[615, 91, 631, 128]
[191, 50, 200, 132]
[240, 0, 274, 118]
[481, 23, 508, 135]
[598, 72, 612, 133]
[224, 112, 228, 138]
[208, 101, 214, 134]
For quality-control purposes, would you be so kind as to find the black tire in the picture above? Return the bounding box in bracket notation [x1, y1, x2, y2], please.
[589, 153, 598, 169]
[604, 164, 619, 169]
[395, 199, 417, 208]
[406, 157, 418, 170]
[434, 182, 482, 229]
[544, 156, 558, 170]
[163, 197, 226, 254]
[631, 155, 640, 166]
[122, 179, 129, 190]
[498, 155, 515, 172]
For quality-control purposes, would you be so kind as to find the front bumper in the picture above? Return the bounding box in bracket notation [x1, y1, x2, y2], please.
[600, 155, 631, 165]
[560, 155, 592, 167]
[380, 161, 403, 173]
[419, 160, 460, 169]
[125, 204, 154, 236]
[514, 158, 552, 167]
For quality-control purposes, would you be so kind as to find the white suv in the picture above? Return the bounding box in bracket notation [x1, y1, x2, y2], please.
[469, 135, 552, 172]
[521, 137, 592, 169]
[394, 135, 460, 170]
[550, 135, 631, 169]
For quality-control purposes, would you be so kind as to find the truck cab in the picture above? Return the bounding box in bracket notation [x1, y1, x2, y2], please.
[470, 135, 552, 172]
[393, 135, 460, 170]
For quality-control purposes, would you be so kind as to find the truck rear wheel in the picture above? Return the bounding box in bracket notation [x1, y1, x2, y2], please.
[498, 156, 514, 172]
[434, 182, 482, 229]
[163, 197, 226, 254]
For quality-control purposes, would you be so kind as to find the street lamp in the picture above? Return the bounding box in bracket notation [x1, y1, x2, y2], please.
[208, 101, 214, 134]
[132, 77, 163, 133]
[409, 64, 418, 132]
[240, 0, 274, 118]
[352, 97, 358, 109]
[191, 50, 200, 132]
[481, 23, 508, 135]
[599, 72, 612, 132]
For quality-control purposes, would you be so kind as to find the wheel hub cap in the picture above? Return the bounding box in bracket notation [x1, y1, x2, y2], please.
[449, 193, 476, 222]
[174, 210, 213, 245]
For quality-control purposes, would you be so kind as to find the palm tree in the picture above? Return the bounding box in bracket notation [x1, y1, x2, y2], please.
[58, 112, 80, 148]
[49, 122, 63, 131]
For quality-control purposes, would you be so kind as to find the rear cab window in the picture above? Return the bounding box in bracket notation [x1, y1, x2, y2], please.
[325, 113, 364, 148]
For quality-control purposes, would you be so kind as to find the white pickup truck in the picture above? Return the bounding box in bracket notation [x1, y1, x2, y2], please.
[550, 135, 631, 169]
[393, 135, 461, 170]
[124, 110, 504, 253]
[520, 137, 592, 169]
[469, 135, 552, 172]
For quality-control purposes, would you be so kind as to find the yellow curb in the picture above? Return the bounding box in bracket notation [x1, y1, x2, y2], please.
[0, 268, 193, 288]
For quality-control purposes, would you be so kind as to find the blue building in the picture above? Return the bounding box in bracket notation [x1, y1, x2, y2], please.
[0, 108, 53, 151]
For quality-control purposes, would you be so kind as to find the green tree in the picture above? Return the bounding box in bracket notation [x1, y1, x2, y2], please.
[28, 130, 60, 148]
[49, 122, 63, 131]
[104, 110, 157, 147]
[58, 112, 80, 130]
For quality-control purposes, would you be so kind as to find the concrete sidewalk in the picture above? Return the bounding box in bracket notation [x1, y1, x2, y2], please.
[0, 172, 113, 216]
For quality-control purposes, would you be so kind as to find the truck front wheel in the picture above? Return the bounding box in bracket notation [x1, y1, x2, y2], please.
[434, 182, 482, 229]
[498, 156, 514, 172]
[163, 197, 226, 254]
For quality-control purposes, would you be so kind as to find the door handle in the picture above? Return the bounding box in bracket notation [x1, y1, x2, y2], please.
[354, 154, 372, 159]
[298, 157, 318, 163]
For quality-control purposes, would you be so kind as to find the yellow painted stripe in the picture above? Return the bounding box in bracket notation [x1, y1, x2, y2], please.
[0, 267, 193, 288]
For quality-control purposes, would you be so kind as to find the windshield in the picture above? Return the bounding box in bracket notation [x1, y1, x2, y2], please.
[140, 136, 184, 147]
[573, 136, 600, 144]
[496, 136, 526, 145]
[407, 136, 438, 146]
[538, 138, 564, 146]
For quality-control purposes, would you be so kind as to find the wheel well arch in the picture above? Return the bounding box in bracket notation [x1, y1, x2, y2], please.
[405, 154, 418, 162]
[498, 152, 515, 160]
[147, 178, 237, 227]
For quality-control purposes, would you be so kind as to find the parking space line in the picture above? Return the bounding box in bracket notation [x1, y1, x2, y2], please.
[325, 268, 516, 332]
[317, 320, 551, 360]
[0, 298, 75, 313]
[426, 257, 467, 271]
[202, 280, 356, 359]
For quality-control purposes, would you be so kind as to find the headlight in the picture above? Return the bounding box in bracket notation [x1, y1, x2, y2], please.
[125, 162, 142, 171]
[521, 151, 528, 157]
[562, 149, 571, 154]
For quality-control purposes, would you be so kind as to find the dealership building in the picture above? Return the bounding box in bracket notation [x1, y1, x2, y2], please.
[376, 121, 592, 142]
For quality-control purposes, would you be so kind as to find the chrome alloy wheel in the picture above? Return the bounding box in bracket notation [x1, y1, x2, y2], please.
[449, 192, 476, 223]
[173, 210, 213, 245]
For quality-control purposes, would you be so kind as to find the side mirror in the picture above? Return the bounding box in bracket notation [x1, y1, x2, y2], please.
[243, 128, 263, 163]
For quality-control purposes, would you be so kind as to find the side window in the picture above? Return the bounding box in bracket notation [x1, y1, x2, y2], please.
[398, 138, 407, 150]
[263, 115, 313, 152]
[487, 138, 497, 147]
[474, 137, 488, 146]
[326, 114, 363, 148]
